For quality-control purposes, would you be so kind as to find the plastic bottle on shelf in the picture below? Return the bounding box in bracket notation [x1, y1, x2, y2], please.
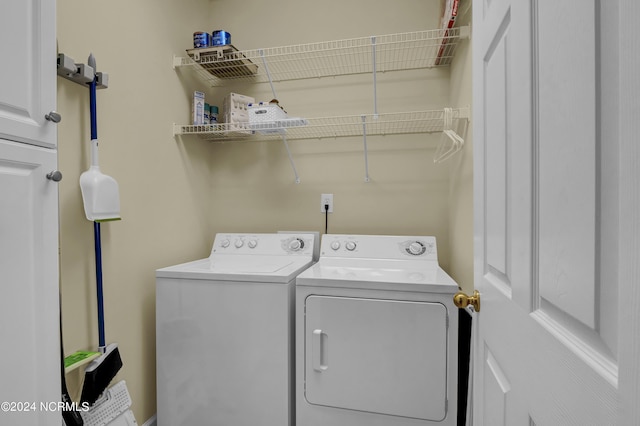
[210, 105, 219, 124]
[204, 103, 210, 125]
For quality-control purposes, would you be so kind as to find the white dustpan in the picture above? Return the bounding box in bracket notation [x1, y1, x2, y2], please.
[80, 53, 121, 223]
[80, 139, 121, 222]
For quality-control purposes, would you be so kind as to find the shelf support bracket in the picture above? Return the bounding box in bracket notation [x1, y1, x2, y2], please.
[281, 133, 300, 184]
[371, 36, 378, 118]
[361, 115, 371, 182]
[259, 49, 278, 100]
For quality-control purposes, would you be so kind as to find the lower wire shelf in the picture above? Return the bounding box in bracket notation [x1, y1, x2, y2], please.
[173, 108, 469, 142]
[173, 108, 469, 183]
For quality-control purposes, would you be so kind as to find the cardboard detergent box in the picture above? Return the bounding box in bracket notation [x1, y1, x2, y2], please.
[192, 91, 205, 125]
[223, 92, 254, 122]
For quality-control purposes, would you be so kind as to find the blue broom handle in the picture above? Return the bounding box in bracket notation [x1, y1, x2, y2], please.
[88, 54, 106, 350]
[94, 221, 106, 350]
[90, 71, 105, 350]
[90, 78, 97, 140]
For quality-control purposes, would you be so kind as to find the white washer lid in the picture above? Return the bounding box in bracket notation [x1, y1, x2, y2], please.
[156, 255, 315, 283]
[295, 257, 458, 293]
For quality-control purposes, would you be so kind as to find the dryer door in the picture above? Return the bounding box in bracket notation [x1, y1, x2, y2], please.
[304, 295, 449, 421]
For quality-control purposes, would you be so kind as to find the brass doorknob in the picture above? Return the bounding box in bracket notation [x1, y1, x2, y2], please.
[453, 290, 480, 312]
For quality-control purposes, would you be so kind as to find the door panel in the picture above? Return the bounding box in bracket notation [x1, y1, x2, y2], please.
[482, 349, 510, 426]
[537, 0, 597, 330]
[532, 0, 617, 380]
[484, 9, 510, 286]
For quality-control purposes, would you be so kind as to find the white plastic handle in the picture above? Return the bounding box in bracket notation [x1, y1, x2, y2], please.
[312, 329, 328, 372]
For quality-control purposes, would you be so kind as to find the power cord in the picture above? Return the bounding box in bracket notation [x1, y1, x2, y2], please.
[324, 203, 329, 234]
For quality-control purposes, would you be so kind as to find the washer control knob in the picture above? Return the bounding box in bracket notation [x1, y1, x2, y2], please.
[345, 241, 357, 251]
[220, 239, 230, 248]
[408, 242, 425, 255]
[289, 238, 304, 252]
[248, 240, 258, 249]
[330, 241, 341, 251]
[234, 239, 244, 248]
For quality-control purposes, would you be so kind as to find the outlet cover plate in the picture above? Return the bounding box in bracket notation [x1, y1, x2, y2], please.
[321, 193, 333, 213]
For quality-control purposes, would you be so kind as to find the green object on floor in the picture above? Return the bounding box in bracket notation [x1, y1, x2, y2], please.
[64, 350, 100, 371]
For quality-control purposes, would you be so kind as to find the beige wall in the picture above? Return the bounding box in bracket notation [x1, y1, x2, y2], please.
[447, 2, 475, 293]
[57, 0, 473, 422]
[57, 0, 214, 422]
[203, 0, 455, 269]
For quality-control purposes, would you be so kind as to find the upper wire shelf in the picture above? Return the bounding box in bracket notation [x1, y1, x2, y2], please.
[173, 27, 470, 86]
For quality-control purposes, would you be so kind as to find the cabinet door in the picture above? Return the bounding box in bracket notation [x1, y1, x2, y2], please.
[0, 0, 57, 148]
[304, 296, 449, 421]
[0, 139, 61, 425]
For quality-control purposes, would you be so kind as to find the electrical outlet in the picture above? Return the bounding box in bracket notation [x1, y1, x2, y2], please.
[321, 193, 333, 213]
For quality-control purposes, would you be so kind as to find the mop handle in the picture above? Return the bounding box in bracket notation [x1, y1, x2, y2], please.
[94, 221, 106, 351]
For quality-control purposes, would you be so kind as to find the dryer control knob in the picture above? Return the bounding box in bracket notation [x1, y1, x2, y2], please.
[289, 238, 304, 251]
[345, 241, 357, 251]
[248, 240, 258, 249]
[408, 241, 425, 255]
[235, 239, 244, 248]
[330, 241, 341, 251]
[221, 239, 230, 248]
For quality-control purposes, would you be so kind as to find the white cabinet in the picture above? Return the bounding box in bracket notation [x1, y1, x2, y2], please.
[0, 0, 58, 148]
[0, 1, 60, 424]
[0, 140, 60, 425]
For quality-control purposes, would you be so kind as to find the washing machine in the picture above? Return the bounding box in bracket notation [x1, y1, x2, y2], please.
[295, 234, 459, 426]
[156, 232, 316, 426]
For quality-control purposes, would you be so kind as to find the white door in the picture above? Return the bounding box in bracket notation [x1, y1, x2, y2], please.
[0, 140, 61, 425]
[0, 0, 57, 148]
[473, 0, 640, 425]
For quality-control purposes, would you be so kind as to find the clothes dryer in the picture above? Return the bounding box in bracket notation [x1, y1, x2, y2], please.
[295, 234, 459, 426]
[156, 233, 316, 426]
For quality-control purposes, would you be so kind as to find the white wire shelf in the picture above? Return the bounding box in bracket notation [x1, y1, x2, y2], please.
[173, 27, 470, 86]
[173, 108, 469, 142]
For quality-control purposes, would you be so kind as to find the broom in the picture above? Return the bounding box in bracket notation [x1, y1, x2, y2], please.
[60, 294, 84, 426]
[79, 53, 123, 406]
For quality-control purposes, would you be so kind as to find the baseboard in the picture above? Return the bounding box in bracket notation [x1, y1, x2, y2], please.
[141, 414, 157, 426]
